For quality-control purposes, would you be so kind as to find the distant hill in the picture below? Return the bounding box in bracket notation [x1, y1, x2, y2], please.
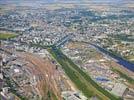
[0, 0, 133, 7]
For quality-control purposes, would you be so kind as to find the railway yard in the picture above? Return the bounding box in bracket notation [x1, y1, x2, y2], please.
[0, 41, 86, 100]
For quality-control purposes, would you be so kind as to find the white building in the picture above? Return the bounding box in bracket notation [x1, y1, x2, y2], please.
[111, 83, 127, 97]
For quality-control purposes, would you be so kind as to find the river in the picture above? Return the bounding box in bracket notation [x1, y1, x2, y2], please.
[91, 44, 134, 72]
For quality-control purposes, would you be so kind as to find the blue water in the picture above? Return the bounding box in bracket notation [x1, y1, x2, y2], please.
[95, 77, 110, 82]
[91, 44, 134, 72]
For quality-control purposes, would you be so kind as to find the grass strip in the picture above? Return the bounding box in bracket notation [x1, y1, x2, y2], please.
[0, 33, 17, 40]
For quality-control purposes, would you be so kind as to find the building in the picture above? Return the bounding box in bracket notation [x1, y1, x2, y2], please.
[111, 83, 127, 97]
[62, 91, 87, 100]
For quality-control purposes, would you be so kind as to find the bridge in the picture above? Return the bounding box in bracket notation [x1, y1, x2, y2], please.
[55, 34, 73, 48]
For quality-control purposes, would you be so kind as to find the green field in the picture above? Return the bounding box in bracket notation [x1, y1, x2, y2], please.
[0, 33, 17, 40]
[48, 46, 121, 100]
[109, 34, 134, 42]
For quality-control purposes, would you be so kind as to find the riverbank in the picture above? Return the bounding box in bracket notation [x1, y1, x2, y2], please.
[48, 46, 121, 100]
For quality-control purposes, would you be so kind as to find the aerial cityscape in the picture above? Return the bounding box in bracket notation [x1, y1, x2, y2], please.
[0, 0, 134, 100]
